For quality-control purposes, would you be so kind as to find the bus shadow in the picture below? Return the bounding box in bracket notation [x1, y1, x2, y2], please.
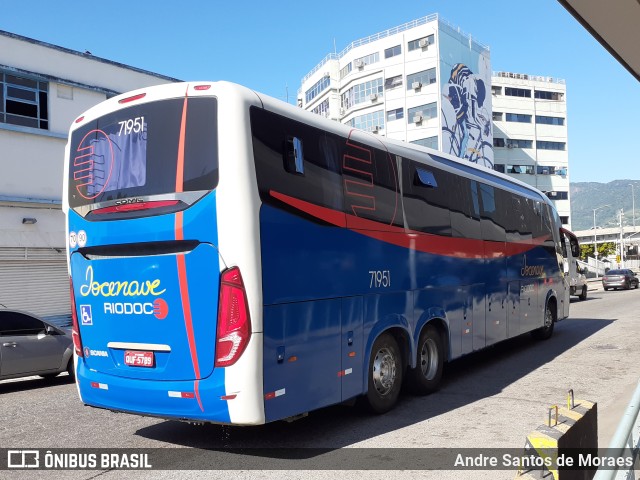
[135, 317, 613, 459]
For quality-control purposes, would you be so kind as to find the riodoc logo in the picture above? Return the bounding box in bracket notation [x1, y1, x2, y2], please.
[104, 298, 169, 319]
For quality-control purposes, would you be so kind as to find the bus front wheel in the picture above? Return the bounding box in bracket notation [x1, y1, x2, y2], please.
[407, 324, 443, 395]
[362, 333, 402, 414]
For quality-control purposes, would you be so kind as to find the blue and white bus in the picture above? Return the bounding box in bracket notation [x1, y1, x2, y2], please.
[64, 81, 569, 425]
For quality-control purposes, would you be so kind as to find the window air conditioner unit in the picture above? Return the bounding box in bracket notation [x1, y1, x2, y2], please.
[412, 81, 422, 90]
[370, 93, 378, 101]
[355, 60, 364, 69]
[418, 38, 429, 48]
[413, 114, 424, 124]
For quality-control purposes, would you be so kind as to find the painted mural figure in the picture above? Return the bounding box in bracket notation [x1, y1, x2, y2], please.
[441, 63, 493, 168]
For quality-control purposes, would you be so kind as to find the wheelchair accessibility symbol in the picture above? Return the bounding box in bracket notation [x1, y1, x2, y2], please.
[80, 305, 93, 326]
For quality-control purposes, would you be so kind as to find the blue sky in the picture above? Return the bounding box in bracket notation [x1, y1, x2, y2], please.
[2, 0, 637, 183]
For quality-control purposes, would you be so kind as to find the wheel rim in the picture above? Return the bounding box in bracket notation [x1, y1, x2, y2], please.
[372, 347, 397, 396]
[420, 337, 439, 381]
[544, 306, 553, 328]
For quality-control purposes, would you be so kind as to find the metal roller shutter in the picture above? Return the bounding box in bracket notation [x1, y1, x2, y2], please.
[0, 248, 70, 319]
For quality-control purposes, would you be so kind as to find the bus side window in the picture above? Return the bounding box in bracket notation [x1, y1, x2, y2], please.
[451, 176, 481, 240]
[477, 182, 506, 242]
[285, 136, 304, 175]
[402, 159, 452, 236]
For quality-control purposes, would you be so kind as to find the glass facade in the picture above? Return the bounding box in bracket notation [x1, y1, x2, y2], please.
[305, 76, 331, 104]
[384, 45, 402, 58]
[536, 115, 564, 125]
[411, 136, 438, 149]
[406, 68, 437, 89]
[341, 78, 384, 110]
[408, 103, 437, 123]
[347, 110, 385, 132]
[506, 113, 532, 123]
[408, 34, 434, 51]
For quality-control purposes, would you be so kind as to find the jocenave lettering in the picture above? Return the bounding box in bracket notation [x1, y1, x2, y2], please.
[79, 266, 166, 297]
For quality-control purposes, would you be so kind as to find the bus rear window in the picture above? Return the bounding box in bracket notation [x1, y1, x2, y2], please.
[68, 97, 218, 209]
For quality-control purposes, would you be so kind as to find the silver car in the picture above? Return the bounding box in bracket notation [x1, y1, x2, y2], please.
[0, 310, 74, 381]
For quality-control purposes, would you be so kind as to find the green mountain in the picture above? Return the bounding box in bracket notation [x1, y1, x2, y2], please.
[570, 180, 640, 231]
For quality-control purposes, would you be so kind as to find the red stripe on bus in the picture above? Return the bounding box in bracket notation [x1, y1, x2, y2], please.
[269, 190, 548, 259]
[172, 88, 205, 412]
[175, 86, 189, 194]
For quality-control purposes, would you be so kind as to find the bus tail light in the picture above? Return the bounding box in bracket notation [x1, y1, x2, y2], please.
[70, 278, 84, 357]
[215, 267, 251, 367]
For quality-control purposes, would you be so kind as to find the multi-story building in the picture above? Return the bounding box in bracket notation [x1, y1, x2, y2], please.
[298, 14, 494, 168]
[299, 16, 571, 227]
[0, 30, 178, 319]
[491, 72, 570, 227]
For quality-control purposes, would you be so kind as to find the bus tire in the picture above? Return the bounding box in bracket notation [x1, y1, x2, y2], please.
[532, 300, 555, 340]
[66, 358, 75, 381]
[362, 333, 402, 414]
[579, 286, 587, 301]
[407, 324, 443, 395]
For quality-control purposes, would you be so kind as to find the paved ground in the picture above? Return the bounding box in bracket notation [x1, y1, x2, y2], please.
[1, 285, 639, 479]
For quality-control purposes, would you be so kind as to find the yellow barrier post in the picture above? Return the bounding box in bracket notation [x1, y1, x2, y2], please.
[515, 390, 598, 480]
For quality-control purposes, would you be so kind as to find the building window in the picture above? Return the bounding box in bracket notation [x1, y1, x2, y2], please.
[408, 34, 434, 51]
[504, 87, 531, 98]
[535, 90, 564, 100]
[347, 110, 384, 133]
[411, 136, 438, 149]
[545, 191, 568, 200]
[407, 103, 437, 123]
[493, 138, 505, 147]
[384, 45, 402, 58]
[493, 164, 506, 173]
[537, 141, 566, 151]
[536, 115, 565, 126]
[311, 99, 330, 117]
[0, 71, 49, 130]
[506, 164, 534, 174]
[560, 216, 569, 225]
[384, 75, 403, 90]
[492, 86, 502, 95]
[407, 68, 436, 89]
[339, 63, 352, 80]
[354, 52, 380, 68]
[492, 111, 503, 121]
[305, 75, 331, 104]
[506, 139, 533, 148]
[506, 113, 532, 123]
[537, 165, 554, 175]
[386, 108, 404, 122]
[341, 78, 384, 110]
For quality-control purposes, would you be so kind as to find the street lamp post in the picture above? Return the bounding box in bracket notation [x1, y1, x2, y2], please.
[593, 204, 610, 279]
[630, 184, 636, 230]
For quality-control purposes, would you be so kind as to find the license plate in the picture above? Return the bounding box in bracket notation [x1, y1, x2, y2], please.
[124, 351, 154, 368]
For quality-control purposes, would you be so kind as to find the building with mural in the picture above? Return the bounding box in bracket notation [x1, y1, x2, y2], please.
[298, 14, 493, 168]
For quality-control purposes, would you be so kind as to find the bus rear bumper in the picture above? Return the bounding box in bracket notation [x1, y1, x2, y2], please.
[76, 363, 244, 424]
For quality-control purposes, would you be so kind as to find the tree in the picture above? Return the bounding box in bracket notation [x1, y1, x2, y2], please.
[579, 242, 616, 260]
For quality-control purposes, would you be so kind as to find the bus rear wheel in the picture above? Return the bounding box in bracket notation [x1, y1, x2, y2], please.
[362, 333, 402, 414]
[407, 324, 443, 395]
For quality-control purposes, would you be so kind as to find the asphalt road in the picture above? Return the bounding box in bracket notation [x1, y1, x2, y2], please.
[1, 285, 639, 480]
